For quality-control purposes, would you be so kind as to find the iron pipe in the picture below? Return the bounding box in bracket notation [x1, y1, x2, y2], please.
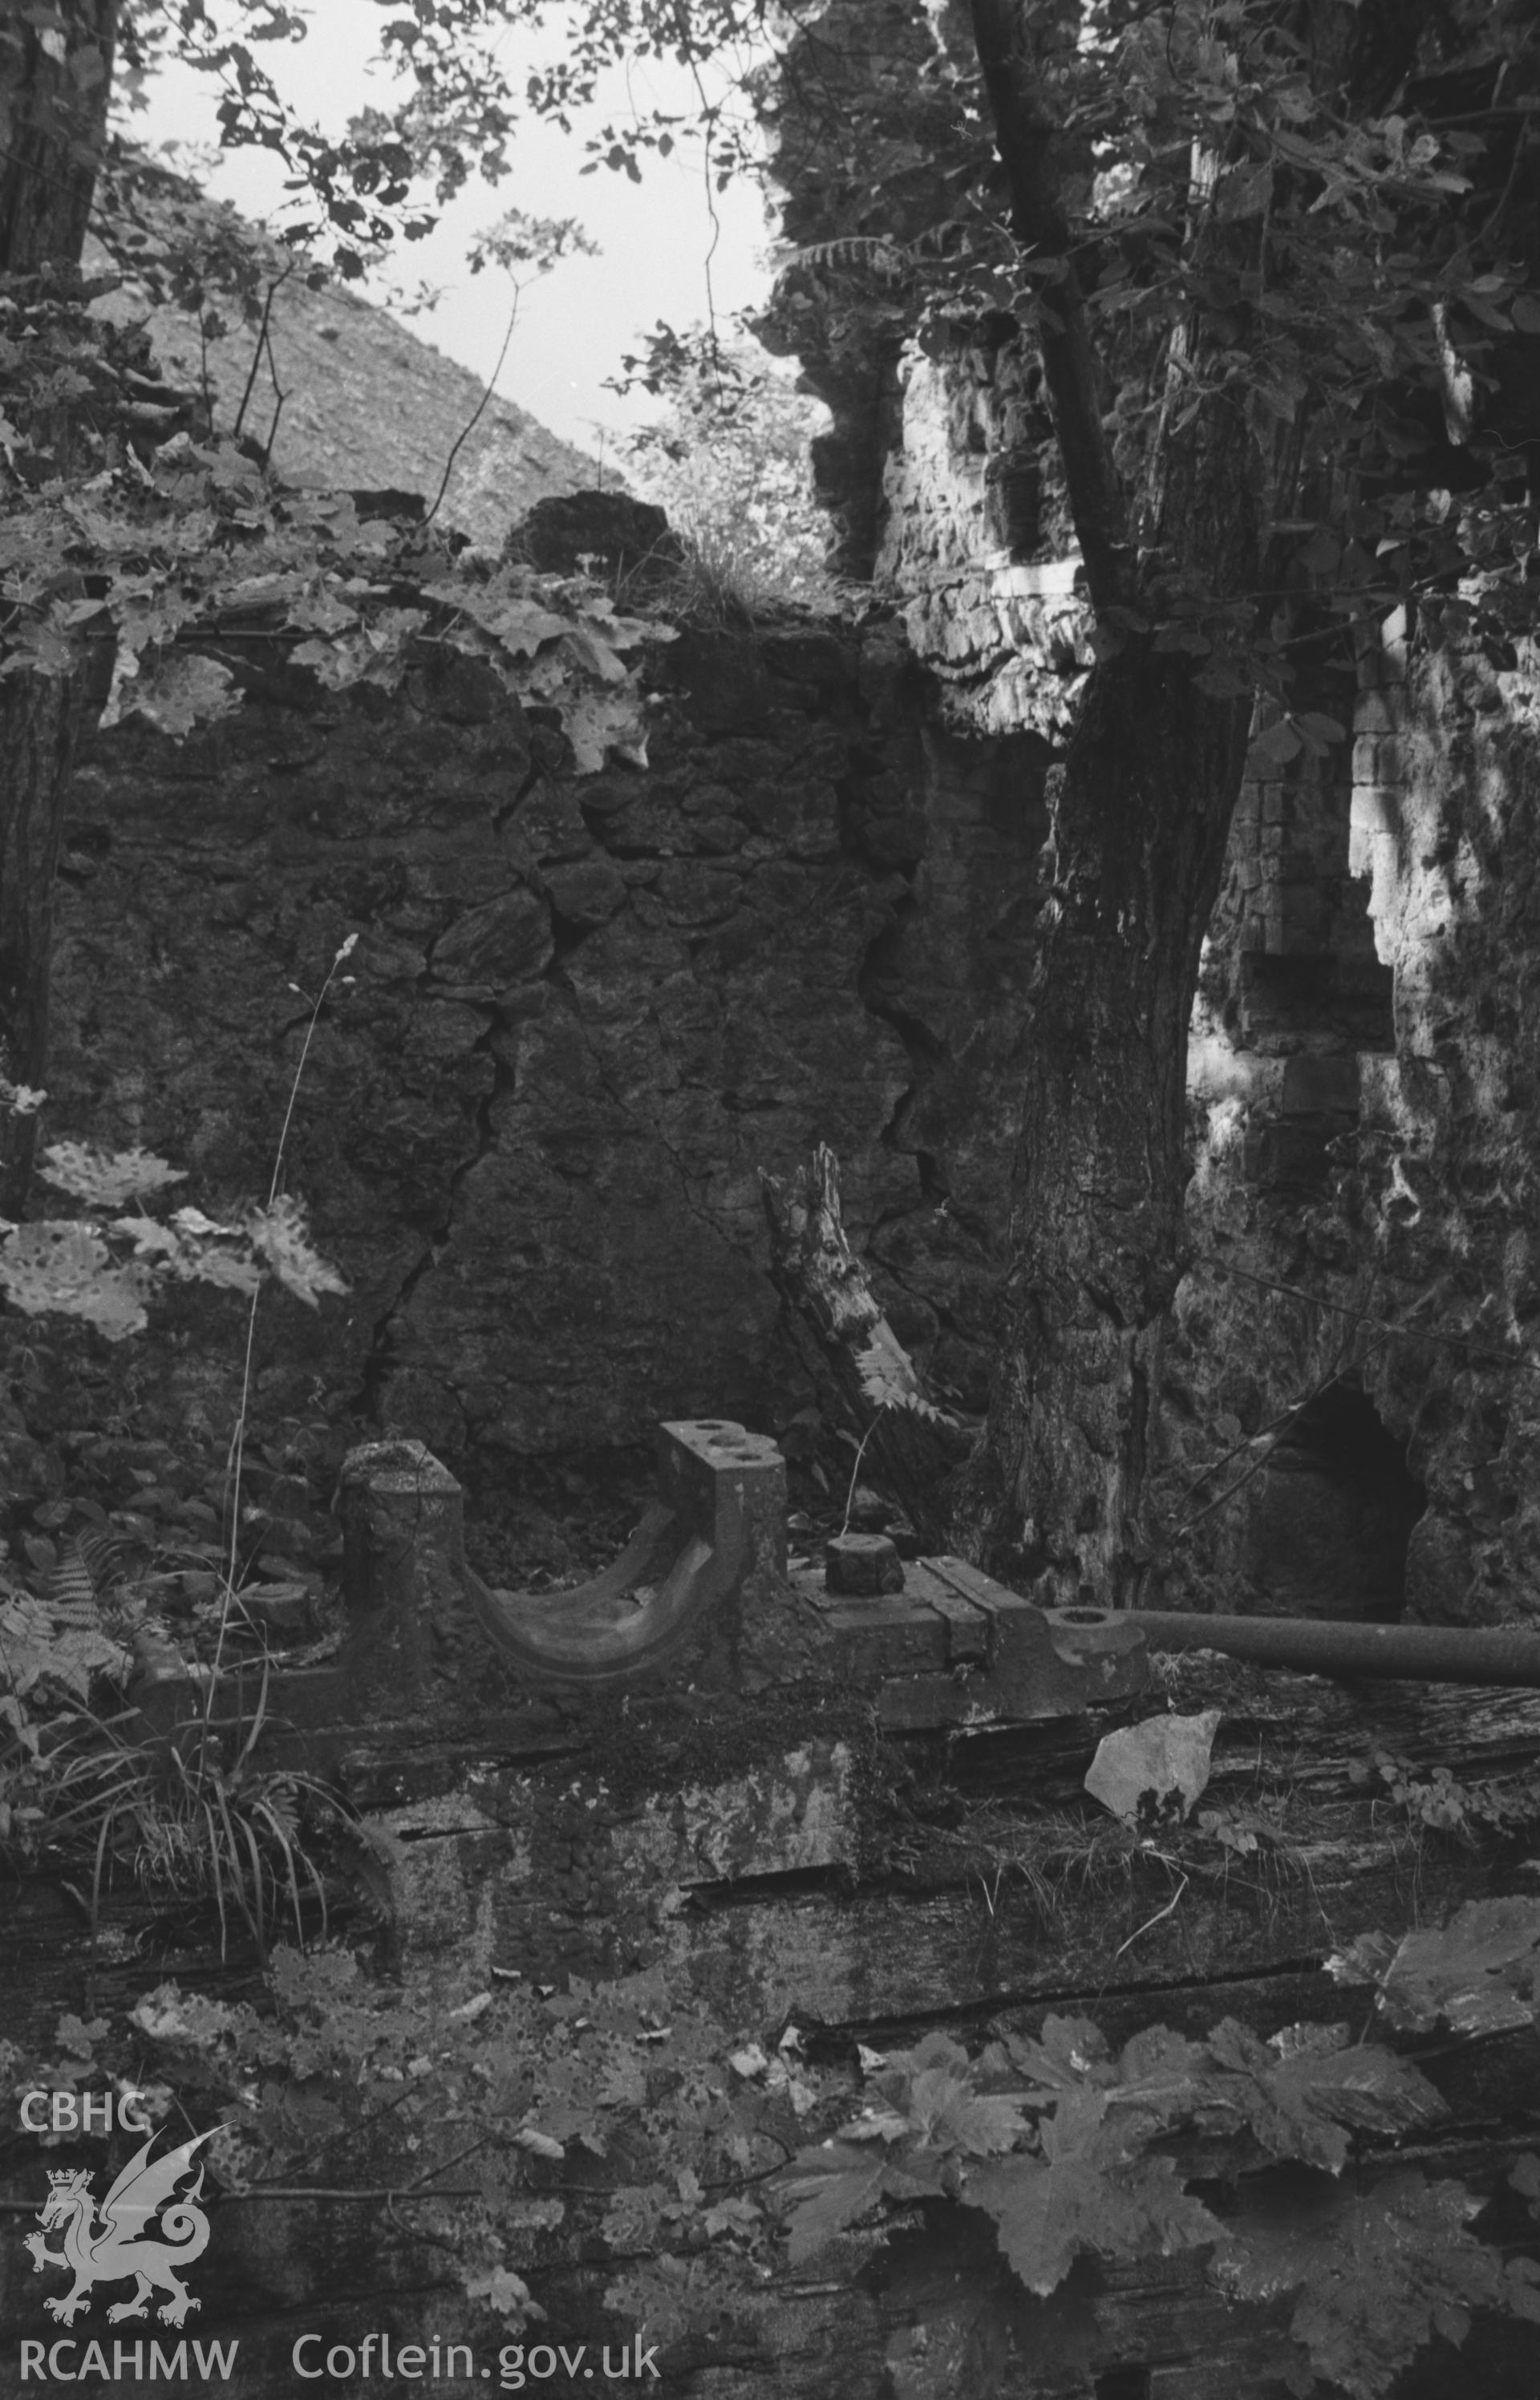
[1133, 1610, 1540, 1686]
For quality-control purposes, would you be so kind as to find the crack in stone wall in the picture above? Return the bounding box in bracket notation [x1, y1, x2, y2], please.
[12, 607, 1048, 1490]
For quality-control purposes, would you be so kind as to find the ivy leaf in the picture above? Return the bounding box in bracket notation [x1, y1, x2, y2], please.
[964, 2090, 1223, 2296]
[776, 2140, 888, 2263]
[1327, 1898, 1540, 2036]
[1214, 2170, 1506, 2400]
[601, 2183, 667, 2251]
[463, 2264, 545, 2328]
[1325, 1928, 1399, 1985]
[421, 574, 571, 656]
[903, 2066, 1028, 2158]
[1506, 2256, 1540, 2322]
[116, 651, 240, 739]
[881, 2029, 971, 2079]
[835, 2107, 912, 2143]
[1216, 159, 1273, 220]
[558, 679, 653, 773]
[1108, 2023, 1210, 2126]
[1203, 2019, 1444, 2170]
[132, 1211, 262, 1294]
[292, 630, 405, 691]
[1000, 2015, 1109, 2098]
[594, 2040, 648, 2107]
[1246, 716, 1303, 773]
[40, 1143, 185, 1206]
[0, 1222, 151, 1340]
[702, 2194, 760, 2238]
[242, 1195, 347, 1309]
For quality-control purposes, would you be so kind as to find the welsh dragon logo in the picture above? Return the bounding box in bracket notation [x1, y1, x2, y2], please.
[25, 2127, 221, 2328]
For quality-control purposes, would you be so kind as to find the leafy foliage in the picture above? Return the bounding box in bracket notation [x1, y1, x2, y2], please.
[0, 1571, 128, 1709]
[0, 1518, 338, 1956]
[756, 0, 1539, 716]
[966, 2090, 1221, 2298]
[0, 1139, 343, 1341]
[0, 278, 671, 767]
[4, 1805, 1539, 2398]
[1216, 2170, 1540, 2400]
[1353, 1743, 1540, 1840]
[772, 1988, 1529, 2396]
[3, 10, 1539, 2392]
[7, 1943, 817, 2347]
[617, 328, 837, 616]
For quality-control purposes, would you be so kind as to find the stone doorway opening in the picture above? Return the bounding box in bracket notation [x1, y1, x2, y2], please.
[1244, 1376, 1426, 1620]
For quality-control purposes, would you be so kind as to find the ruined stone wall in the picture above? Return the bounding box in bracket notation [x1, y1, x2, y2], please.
[865, 306, 1540, 1624]
[14, 610, 1047, 1498]
[1165, 618, 1540, 1627]
[759, 0, 1540, 1624]
[756, 0, 1091, 740]
[871, 316, 1540, 1620]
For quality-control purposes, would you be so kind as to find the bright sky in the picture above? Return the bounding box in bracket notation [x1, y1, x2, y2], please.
[129, 2, 780, 457]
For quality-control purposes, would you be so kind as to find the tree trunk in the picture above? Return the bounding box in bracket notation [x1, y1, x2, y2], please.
[961, 2, 1270, 1605]
[0, 1, 119, 272]
[0, 0, 119, 1214]
[0, 647, 113, 1213]
[957, 646, 1251, 1605]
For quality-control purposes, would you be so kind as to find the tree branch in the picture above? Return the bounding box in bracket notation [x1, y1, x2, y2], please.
[967, 0, 1135, 611]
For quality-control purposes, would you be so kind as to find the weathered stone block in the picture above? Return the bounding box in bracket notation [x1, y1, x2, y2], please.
[1279, 1054, 1360, 1117]
[648, 861, 744, 925]
[543, 857, 628, 925]
[1356, 691, 1405, 734]
[428, 886, 552, 984]
[514, 780, 594, 862]
[1404, 1510, 1476, 1625]
[1350, 783, 1400, 834]
[1352, 732, 1409, 784]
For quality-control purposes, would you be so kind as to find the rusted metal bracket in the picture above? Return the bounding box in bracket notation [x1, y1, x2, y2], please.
[128, 1419, 1151, 1748]
[128, 1422, 792, 1748]
[319, 1422, 1143, 1723]
[145, 1413, 1540, 1755]
[468, 1418, 787, 1684]
[795, 1552, 1147, 1727]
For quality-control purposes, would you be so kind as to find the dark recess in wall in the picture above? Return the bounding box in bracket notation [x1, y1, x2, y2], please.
[1246, 1377, 1426, 1621]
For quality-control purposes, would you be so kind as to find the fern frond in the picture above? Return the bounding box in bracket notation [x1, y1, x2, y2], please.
[909, 217, 978, 258]
[780, 236, 912, 282]
[47, 1539, 99, 1632]
[75, 1527, 134, 1595]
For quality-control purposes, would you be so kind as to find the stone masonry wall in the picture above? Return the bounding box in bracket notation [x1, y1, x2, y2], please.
[762, 23, 1540, 1624]
[8, 610, 1048, 1501]
[1165, 618, 1540, 1626]
[877, 319, 1540, 1624]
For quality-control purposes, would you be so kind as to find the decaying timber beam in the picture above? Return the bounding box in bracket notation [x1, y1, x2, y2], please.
[759, 1143, 971, 1547]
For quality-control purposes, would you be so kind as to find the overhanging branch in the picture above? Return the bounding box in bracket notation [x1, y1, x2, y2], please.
[967, 0, 1135, 612]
